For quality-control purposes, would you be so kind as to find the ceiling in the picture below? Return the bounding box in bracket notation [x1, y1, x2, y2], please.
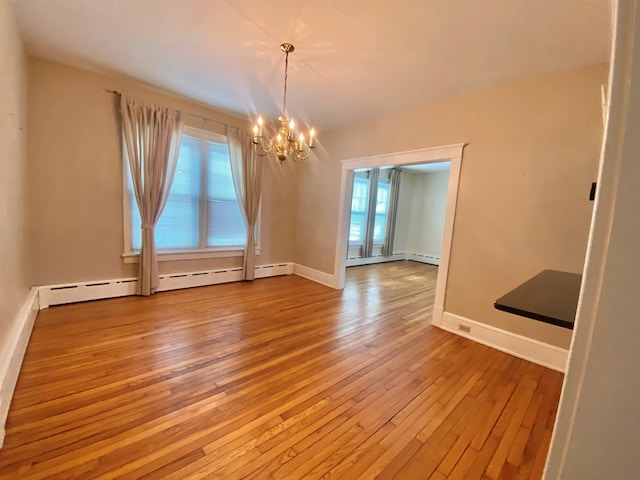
[13, 0, 610, 132]
[402, 162, 451, 174]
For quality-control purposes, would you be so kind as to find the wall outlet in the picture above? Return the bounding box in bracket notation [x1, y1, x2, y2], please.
[458, 324, 471, 333]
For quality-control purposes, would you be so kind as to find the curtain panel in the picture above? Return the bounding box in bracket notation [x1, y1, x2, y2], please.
[362, 168, 380, 258]
[382, 168, 402, 257]
[229, 131, 264, 280]
[120, 95, 184, 295]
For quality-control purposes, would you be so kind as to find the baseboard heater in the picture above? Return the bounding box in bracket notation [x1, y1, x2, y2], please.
[345, 253, 440, 267]
[407, 253, 440, 266]
[38, 263, 292, 308]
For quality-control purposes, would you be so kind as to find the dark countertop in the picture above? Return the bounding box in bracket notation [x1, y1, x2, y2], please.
[494, 269, 582, 329]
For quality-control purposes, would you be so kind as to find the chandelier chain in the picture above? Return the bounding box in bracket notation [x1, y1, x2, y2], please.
[283, 50, 289, 116]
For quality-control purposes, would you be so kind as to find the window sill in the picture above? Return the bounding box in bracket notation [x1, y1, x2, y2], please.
[122, 247, 261, 264]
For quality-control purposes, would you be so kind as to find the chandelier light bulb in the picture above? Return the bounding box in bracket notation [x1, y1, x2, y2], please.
[257, 116, 263, 136]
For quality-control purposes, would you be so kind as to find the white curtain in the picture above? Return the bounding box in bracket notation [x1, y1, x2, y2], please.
[121, 95, 184, 295]
[382, 168, 401, 257]
[229, 131, 264, 280]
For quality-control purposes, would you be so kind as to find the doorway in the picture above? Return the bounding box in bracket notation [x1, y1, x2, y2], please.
[333, 144, 466, 326]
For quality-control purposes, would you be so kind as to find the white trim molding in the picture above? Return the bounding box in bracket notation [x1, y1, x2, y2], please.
[122, 247, 262, 264]
[339, 144, 466, 170]
[439, 312, 569, 373]
[0, 288, 40, 447]
[333, 143, 466, 331]
[293, 264, 338, 288]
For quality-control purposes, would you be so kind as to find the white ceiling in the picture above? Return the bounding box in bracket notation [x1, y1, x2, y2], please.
[13, 0, 610, 132]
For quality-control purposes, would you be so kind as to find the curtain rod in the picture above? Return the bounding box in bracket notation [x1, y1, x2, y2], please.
[105, 89, 242, 133]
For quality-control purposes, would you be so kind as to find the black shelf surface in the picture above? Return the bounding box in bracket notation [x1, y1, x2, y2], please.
[494, 270, 582, 330]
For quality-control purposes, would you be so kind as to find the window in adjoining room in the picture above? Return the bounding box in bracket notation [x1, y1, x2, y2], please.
[348, 170, 392, 249]
[349, 174, 370, 244]
[373, 180, 390, 243]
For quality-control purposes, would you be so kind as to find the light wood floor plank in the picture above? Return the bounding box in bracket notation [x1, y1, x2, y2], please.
[0, 261, 563, 479]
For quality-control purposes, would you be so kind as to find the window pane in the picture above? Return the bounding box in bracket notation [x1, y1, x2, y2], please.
[207, 142, 237, 201]
[349, 212, 366, 242]
[349, 177, 369, 243]
[351, 177, 369, 213]
[207, 200, 246, 246]
[376, 183, 389, 214]
[156, 136, 201, 249]
[373, 213, 387, 242]
[373, 182, 390, 242]
[128, 136, 201, 251]
[129, 189, 141, 251]
[206, 142, 246, 246]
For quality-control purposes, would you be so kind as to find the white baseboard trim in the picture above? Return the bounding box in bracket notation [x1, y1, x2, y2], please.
[407, 253, 440, 266]
[438, 312, 569, 372]
[0, 288, 39, 447]
[38, 263, 293, 308]
[293, 264, 338, 289]
[345, 253, 407, 267]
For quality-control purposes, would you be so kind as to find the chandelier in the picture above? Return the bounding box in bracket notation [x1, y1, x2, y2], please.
[252, 43, 316, 163]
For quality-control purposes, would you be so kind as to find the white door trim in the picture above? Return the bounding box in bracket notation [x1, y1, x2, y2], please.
[332, 143, 466, 327]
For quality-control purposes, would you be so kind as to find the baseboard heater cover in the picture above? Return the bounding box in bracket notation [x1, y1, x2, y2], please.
[407, 253, 440, 266]
[38, 263, 292, 308]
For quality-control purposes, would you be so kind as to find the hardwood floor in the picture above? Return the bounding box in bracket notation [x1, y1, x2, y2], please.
[0, 261, 563, 479]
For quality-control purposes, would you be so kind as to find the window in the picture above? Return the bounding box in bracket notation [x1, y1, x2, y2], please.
[373, 181, 390, 243]
[349, 175, 369, 243]
[349, 171, 392, 246]
[124, 127, 249, 257]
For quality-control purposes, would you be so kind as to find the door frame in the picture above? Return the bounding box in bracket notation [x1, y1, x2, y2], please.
[333, 143, 466, 326]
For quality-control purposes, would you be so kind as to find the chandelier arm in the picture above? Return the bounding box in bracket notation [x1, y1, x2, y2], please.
[293, 149, 312, 162]
[251, 137, 271, 156]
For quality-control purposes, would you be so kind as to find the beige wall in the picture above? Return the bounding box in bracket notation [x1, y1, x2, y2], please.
[0, 0, 29, 355]
[296, 64, 607, 348]
[392, 171, 414, 254]
[27, 58, 298, 286]
[405, 170, 450, 258]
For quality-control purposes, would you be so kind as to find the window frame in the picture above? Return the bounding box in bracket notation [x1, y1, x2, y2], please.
[122, 125, 260, 263]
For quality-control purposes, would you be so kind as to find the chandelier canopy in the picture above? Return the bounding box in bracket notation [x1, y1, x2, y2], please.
[252, 43, 316, 163]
